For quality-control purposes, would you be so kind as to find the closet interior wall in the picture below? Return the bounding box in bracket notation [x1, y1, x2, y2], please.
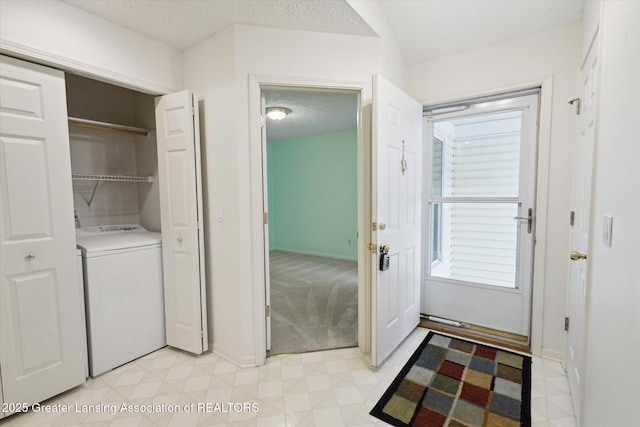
[65, 74, 160, 231]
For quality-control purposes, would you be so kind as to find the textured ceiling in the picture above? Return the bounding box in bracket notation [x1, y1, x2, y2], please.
[264, 89, 357, 141]
[60, 0, 585, 139]
[62, 0, 377, 50]
[379, 0, 584, 64]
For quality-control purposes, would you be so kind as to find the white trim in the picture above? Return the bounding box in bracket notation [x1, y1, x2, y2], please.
[530, 75, 554, 358]
[0, 40, 177, 95]
[248, 74, 370, 367]
[541, 348, 564, 362]
[211, 344, 257, 369]
[270, 248, 358, 262]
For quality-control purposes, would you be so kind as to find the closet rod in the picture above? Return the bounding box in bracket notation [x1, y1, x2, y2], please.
[68, 117, 150, 137]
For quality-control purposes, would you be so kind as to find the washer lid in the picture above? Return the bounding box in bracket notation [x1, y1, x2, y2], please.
[76, 225, 161, 253]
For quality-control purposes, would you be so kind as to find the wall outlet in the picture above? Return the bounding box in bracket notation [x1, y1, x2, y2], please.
[603, 215, 613, 247]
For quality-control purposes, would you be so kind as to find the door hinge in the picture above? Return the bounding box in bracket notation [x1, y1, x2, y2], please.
[265, 306, 270, 317]
[564, 317, 570, 332]
[263, 212, 268, 224]
[367, 243, 377, 253]
[372, 222, 377, 231]
[569, 211, 575, 227]
[196, 221, 201, 230]
[201, 330, 205, 338]
[191, 107, 196, 116]
[260, 114, 266, 128]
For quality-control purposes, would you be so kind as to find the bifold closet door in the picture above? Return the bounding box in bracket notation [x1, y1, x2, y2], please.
[0, 55, 86, 408]
[155, 90, 208, 355]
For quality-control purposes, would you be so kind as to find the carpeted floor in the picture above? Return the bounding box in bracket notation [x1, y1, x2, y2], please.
[370, 331, 532, 427]
[269, 250, 358, 355]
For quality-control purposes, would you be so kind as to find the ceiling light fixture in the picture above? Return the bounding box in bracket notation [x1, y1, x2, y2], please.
[266, 107, 290, 120]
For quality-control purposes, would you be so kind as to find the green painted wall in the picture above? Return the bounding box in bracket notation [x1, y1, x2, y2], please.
[267, 129, 357, 259]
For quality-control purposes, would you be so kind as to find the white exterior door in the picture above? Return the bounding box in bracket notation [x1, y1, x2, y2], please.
[0, 55, 86, 408]
[371, 75, 423, 366]
[423, 93, 539, 340]
[565, 33, 598, 422]
[155, 90, 208, 355]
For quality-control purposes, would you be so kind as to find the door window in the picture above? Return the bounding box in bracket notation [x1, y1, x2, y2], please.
[428, 110, 523, 288]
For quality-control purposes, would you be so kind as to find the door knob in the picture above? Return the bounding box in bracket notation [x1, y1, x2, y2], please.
[177, 236, 182, 243]
[570, 251, 587, 261]
[25, 253, 35, 261]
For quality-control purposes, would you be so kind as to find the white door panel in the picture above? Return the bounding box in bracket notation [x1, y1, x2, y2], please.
[155, 90, 208, 355]
[565, 34, 598, 423]
[1, 55, 85, 407]
[371, 75, 422, 366]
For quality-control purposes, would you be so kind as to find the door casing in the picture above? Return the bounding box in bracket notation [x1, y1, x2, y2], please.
[249, 75, 370, 366]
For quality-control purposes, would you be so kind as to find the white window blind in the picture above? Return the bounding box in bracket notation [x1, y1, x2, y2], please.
[430, 111, 522, 288]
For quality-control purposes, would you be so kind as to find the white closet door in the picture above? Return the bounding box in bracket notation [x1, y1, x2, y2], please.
[0, 55, 86, 407]
[155, 90, 208, 355]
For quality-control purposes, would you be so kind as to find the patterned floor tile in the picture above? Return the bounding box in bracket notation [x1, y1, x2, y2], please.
[3, 328, 574, 427]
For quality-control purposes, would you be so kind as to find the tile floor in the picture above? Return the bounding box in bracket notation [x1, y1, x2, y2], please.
[1, 328, 576, 426]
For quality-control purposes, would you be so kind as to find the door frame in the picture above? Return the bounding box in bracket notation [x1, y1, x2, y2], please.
[417, 77, 554, 357]
[248, 75, 370, 366]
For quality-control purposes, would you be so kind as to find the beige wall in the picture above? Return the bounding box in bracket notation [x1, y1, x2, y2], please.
[183, 24, 403, 365]
[0, 0, 182, 93]
[3, 0, 601, 371]
[407, 24, 583, 359]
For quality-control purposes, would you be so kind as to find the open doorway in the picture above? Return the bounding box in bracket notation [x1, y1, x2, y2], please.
[263, 88, 359, 355]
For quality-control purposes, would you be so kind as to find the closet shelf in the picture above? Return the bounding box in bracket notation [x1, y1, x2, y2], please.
[72, 174, 154, 207]
[72, 174, 154, 183]
[68, 117, 151, 137]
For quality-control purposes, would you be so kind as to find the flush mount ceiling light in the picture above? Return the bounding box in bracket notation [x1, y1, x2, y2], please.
[266, 107, 290, 120]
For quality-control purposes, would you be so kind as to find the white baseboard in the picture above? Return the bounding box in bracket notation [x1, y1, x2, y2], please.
[212, 344, 257, 368]
[541, 347, 565, 362]
[271, 248, 357, 262]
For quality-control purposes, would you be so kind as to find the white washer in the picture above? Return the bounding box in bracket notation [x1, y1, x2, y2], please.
[76, 225, 165, 377]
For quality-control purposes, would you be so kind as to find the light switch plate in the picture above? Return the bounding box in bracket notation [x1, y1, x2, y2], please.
[603, 215, 613, 247]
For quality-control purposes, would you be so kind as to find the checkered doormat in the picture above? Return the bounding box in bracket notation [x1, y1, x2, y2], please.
[370, 332, 531, 426]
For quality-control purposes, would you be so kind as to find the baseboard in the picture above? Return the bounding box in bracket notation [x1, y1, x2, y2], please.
[541, 348, 564, 362]
[270, 248, 357, 262]
[212, 344, 258, 368]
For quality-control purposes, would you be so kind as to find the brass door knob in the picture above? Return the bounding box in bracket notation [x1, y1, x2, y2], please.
[570, 251, 587, 261]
